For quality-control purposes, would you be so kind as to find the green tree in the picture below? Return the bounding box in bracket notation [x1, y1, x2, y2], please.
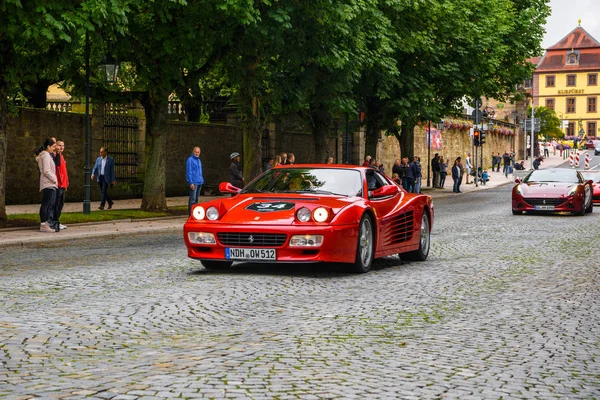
[529, 106, 563, 138]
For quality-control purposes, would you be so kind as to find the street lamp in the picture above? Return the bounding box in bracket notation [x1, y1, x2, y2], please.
[83, 35, 119, 214]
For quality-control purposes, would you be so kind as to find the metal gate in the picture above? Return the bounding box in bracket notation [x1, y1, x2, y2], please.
[103, 114, 139, 183]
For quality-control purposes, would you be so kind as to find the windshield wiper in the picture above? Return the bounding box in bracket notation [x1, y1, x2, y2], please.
[242, 189, 266, 193]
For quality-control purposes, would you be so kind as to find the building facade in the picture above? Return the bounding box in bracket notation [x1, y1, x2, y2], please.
[534, 23, 600, 139]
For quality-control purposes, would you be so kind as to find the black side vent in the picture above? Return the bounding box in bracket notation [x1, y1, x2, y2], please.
[388, 210, 414, 244]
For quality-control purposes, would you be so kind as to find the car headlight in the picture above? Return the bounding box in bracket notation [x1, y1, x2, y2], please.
[568, 187, 578, 197]
[515, 184, 522, 195]
[187, 232, 216, 244]
[290, 235, 323, 247]
[192, 206, 205, 220]
[313, 207, 329, 222]
[296, 207, 311, 222]
[206, 206, 220, 220]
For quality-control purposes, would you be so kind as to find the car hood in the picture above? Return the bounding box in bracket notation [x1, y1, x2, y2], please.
[198, 194, 362, 225]
[518, 182, 576, 197]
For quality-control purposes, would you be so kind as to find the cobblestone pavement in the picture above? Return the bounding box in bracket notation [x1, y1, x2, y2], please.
[1, 185, 599, 399]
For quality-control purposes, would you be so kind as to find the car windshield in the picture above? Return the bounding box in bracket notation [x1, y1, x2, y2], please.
[242, 167, 363, 197]
[524, 169, 581, 183]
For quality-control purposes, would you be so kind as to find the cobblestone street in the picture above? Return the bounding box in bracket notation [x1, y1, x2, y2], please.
[1, 184, 599, 399]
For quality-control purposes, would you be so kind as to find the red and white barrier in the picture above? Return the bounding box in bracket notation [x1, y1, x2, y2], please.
[575, 152, 581, 167]
[569, 151, 575, 167]
[584, 152, 591, 169]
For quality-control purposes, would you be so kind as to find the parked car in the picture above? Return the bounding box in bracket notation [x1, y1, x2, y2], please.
[512, 168, 593, 215]
[183, 165, 434, 273]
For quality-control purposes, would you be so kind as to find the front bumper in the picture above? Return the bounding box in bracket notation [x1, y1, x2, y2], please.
[183, 223, 359, 264]
[512, 194, 584, 213]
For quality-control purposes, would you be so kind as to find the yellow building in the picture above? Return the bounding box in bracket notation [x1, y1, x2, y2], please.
[534, 23, 600, 139]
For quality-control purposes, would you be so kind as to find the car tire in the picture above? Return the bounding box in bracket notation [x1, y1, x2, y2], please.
[350, 214, 374, 273]
[201, 260, 233, 270]
[585, 188, 594, 214]
[400, 210, 430, 262]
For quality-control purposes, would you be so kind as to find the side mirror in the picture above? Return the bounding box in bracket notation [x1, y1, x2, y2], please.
[515, 178, 523, 184]
[219, 182, 241, 194]
[585, 179, 594, 186]
[371, 184, 399, 198]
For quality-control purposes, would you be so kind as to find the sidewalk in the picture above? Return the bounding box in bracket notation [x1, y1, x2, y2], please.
[0, 154, 568, 248]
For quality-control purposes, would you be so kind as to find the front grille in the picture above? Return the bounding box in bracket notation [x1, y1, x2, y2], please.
[217, 232, 287, 247]
[524, 198, 567, 207]
[387, 211, 414, 244]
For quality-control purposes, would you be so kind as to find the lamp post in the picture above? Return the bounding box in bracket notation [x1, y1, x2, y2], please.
[83, 36, 119, 214]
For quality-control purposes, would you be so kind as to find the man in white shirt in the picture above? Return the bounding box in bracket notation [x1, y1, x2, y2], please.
[465, 153, 473, 184]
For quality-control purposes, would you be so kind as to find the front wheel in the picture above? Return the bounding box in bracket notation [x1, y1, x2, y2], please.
[585, 186, 594, 213]
[349, 214, 374, 273]
[400, 210, 430, 261]
[201, 260, 233, 270]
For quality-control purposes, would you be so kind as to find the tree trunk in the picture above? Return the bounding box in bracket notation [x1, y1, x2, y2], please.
[24, 79, 52, 109]
[141, 87, 169, 210]
[364, 117, 380, 163]
[398, 119, 416, 161]
[242, 112, 263, 182]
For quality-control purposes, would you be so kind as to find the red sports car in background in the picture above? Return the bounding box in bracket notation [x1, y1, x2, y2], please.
[184, 165, 434, 273]
[512, 168, 594, 215]
[579, 170, 600, 205]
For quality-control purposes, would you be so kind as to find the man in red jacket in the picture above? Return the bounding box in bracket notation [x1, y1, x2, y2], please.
[54, 140, 69, 230]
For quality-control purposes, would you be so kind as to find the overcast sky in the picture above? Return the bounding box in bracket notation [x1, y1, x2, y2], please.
[541, 0, 600, 49]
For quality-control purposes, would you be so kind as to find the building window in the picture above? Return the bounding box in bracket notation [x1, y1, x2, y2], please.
[546, 75, 555, 87]
[545, 98, 555, 110]
[523, 79, 532, 89]
[567, 122, 575, 136]
[566, 75, 577, 86]
[589, 74, 598, 86]
[566, 50, 579, 65]
[567, 98, 576, 113]
[588, 97, 597, 112]
[588, 122, 597, 137]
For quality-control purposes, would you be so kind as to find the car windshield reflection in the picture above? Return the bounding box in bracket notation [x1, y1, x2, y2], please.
[581, 173, 600, 183]
[242, 168, 363, 197]
[524, 169, 580, 183]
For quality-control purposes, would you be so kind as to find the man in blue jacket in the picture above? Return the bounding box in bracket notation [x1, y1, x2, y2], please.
[91, 147, 116, 210]
[186, 146, 204, 215]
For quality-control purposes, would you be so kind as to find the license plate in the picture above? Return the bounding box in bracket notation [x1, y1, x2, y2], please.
[534, 205, 555, 210]
[226, 248, 276, 260]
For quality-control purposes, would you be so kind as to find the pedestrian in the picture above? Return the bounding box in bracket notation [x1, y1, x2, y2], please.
[376, 159, 385, 174]
[229, 152, 244, 191]
[264, 155, 275, 171]
[363, 155, 372, 167]
[431, 153, 440, 188]
[273, 155, 282, 167]
[91, 147, 116, 211]
[465, 153, 473, 184]
[482, 170, 489, 185]
[439, 157, 448, 189]
[35, 138, 59, 232]
[391, 173, 402, 185]
[514, 160, 526, 170]
[533, 155, 543, 170]
[54, 140, 69, 230]
[543, 141, 549, 158]
[502, 151, 512, 178]
[280, 152, 288, 166]
[287, 153, 296, 165]
[491, 153, 498, 172]
[452, 157, 462, 193]
[326, 156, 334, 164]
[411, 156, 422, 193]
[400, 157, 414, 192]
[392, 158, 402, 177]
[495, 153, 502, 172]
[185, 146, 204, 215]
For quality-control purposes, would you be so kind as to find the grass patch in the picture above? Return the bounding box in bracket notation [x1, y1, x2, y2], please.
[2, 206, 188, 228]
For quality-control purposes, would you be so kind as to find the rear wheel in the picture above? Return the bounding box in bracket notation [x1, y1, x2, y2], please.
[400, 210, 430, 261]
[201, 260, 233, 270]
[349, 214, 374, 273]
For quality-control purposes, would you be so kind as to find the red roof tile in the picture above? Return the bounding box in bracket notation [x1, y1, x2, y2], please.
[548, 26, 600, 50]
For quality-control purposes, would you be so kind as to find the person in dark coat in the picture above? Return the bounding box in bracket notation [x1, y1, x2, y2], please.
[229, 152, 244, 190]
[452, 157, 462, 193]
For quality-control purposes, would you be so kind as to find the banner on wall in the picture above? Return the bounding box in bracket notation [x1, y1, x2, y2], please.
[426, 128, 443, 150]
